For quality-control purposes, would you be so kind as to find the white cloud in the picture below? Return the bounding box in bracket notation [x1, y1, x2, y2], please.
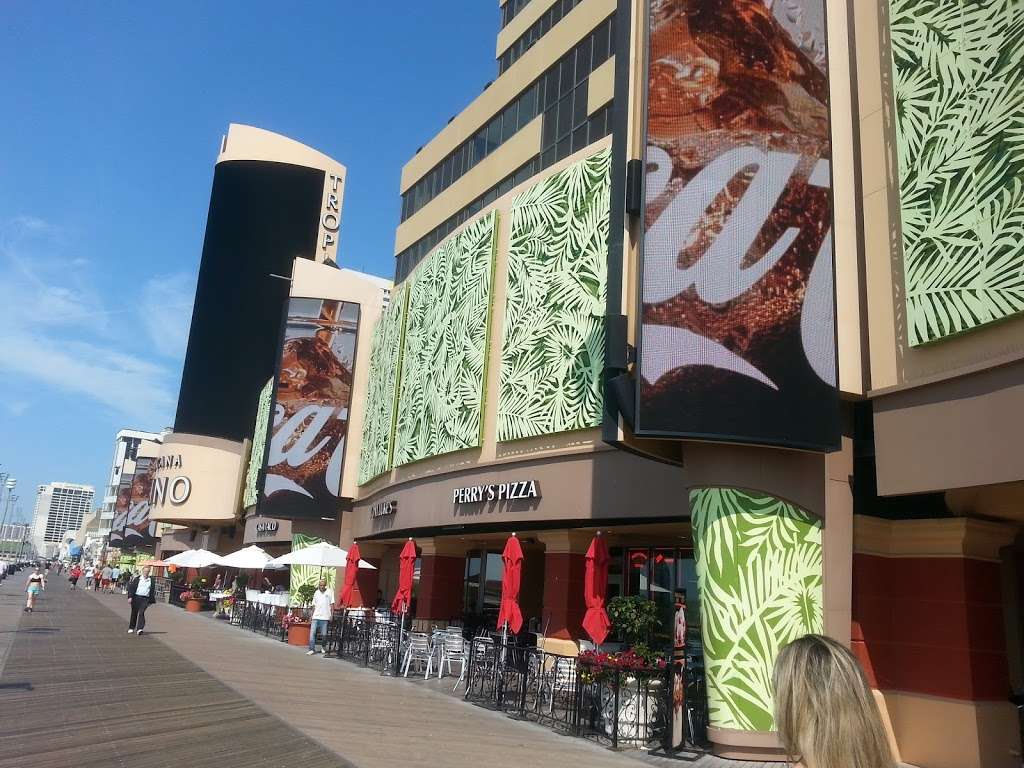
[140, 273, 196, 360]
[0, 217, 178, 428]
[0, 333, 175, 426]
[4, 401, 30, 416]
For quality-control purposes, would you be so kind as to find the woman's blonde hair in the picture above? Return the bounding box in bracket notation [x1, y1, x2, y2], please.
[773, 634, 895, 768]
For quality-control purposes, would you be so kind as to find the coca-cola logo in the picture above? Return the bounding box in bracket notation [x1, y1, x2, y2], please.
[642, 144, 834, 390]
[263, 402, 347, 499]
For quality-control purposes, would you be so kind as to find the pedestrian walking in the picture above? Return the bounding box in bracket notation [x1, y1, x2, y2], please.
[68, 563, 82, 590]
[93, 566, 103, 592]
[110, 565, 121, 592]
[306, 579, 333, 656]
[127, 565, 156, 635]
[24, 567, 45, 612]
[83, 564, 95, 590]
[773, 634, 895, 768]
[100, 564, 113, 592]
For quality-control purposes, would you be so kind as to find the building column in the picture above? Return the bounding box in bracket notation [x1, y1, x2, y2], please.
[415, 539, 466, 623]
[536, 531, 592, 649]
[852, 516, 1020, 768]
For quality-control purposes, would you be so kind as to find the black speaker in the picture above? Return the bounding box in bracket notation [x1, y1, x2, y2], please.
[608, 372, 636, 429]
[625, 158, 643, 216]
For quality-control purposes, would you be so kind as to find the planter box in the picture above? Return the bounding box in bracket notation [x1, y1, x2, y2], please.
[287, 622, 311, 647]
[185, 599, 204, 613]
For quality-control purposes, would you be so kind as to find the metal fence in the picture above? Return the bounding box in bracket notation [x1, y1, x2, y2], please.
[328, 612, 404, 674]
[460, 637, 707, 752]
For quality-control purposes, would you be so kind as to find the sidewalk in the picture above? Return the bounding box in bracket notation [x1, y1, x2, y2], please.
[91, 591, 781, 768]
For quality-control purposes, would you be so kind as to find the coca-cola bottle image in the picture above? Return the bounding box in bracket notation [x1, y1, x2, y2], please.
[637, 0, 838, 451]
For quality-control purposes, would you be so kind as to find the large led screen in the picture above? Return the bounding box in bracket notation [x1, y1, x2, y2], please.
[261, 297, 360, 518]
[635, 0, 839, 451]
[124, 456, 158, 547]
[108, 473, 134, 548]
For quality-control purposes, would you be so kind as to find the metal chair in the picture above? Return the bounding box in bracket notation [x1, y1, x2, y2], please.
[548, 656, 577, 714]
[401, 632, 434, 678]
[438, 629, 468, 683]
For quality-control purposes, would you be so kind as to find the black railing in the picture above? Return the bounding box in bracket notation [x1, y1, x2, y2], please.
[461, 636, 690, 752]
[330, 611, 404, 674]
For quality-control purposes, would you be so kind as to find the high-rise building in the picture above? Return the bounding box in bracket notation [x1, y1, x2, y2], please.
[32, 482, 94, 557]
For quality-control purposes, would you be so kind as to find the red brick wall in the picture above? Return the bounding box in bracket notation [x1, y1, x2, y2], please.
[852, 553, 1009, 700]
[415, 555, 464, 621]
[543, 552, 586, 640]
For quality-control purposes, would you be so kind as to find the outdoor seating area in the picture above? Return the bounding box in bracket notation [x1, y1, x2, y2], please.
[159, 534, 709, 756]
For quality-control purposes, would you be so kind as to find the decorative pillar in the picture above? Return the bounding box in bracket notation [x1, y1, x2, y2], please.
[537, 531, 592, 644]
[415, 539, 467, 622]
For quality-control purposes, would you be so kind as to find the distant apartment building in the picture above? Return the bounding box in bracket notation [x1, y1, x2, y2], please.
[32, 482, 95, 557]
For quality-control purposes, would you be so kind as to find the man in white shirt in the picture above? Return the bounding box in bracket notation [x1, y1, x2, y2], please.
[306, 579, 334, 656]
[84, 564, 95, 590]
[127, 566, 156, 635]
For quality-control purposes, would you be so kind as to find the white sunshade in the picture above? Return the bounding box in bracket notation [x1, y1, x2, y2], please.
[218, 545, 285, 570]
[268, 541, 376, 569]
[164, 549, 225, 569]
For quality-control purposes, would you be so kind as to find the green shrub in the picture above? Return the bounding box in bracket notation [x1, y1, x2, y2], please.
[607, 595, 661, 648]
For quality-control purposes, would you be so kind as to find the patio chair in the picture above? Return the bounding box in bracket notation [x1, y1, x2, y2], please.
[401, 632, 434, 678]
[438, 630, 468, 683]
[548, 656, 577, 715]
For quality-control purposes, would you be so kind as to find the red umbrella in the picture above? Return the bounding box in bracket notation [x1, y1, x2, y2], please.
[496, 534, 524, 634]
[339, 542, 361, 607]
[391, 539, 416, 613]
[582, 533, 611, 646]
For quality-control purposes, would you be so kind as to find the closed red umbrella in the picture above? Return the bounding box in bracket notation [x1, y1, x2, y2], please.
[496, 534, 524, 634]
[339, 542, 362, 607]
[391, 539, 417, 613]
[582, 533, 611, 646]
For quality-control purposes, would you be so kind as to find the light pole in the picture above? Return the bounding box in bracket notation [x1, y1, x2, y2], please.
[0, 479, 17, 561]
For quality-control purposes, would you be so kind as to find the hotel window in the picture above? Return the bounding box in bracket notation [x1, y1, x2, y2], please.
[498, 0, 589, 74]
[501, 0, 532, 28]
[400, 14, 615, 223]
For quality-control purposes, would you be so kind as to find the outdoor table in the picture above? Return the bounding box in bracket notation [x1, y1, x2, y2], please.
[254, 593, 290, 607]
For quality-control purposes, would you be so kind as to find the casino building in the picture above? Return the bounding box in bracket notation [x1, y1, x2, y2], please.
[345, 2, 1024, 767]
[151, 125, 391, 565]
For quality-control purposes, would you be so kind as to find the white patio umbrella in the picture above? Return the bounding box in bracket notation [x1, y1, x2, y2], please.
[218, 545, 285, 570]
[164, 549, 225, 569]
[268, 541, 376, 569]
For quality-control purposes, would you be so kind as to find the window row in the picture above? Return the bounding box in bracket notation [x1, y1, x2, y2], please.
[395, 103, 612, 283]
[400, 13, 615, 223]
[498, 0, 588, 75]
[501, 0, 532, 28]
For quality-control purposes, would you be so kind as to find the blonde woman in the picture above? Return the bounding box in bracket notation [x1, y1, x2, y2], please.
[773, 634, 895, 768]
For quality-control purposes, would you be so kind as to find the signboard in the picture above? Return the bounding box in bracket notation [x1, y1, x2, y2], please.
[634, 0, 839, 451]
[123, 455, 159, 547]
[452, 480, 540, 505]
[108, 473, 134, 548]
[370, 500, 397, 519]
[261, 297, 360, 518]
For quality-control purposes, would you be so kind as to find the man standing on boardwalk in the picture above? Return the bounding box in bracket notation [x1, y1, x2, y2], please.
[306, 579, 333, 656]
[127, 565, 156, 635]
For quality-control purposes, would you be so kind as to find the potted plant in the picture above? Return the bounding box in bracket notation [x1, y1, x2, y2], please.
[282, 611, 311, 646]
[180, 590, 206, 613]
[282, 583, 317, 646]
[589, 596, 667, 744]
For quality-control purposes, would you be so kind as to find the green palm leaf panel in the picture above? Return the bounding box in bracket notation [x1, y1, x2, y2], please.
[498, 148, 611, 442]
[888, 0, 1024, 346]
[690, 487, 823, 732]
[394, 211, 497, 466]
[289, 533, 336, 606]
[357, 283, 409, 486]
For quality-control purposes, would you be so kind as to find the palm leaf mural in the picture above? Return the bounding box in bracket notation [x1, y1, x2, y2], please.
[498, 148, 611, 442]
[690, 487, 823, 732]
[357, 284, 408, 486]
[393, 212, 497, 466]
[289, 533, 336, 606]
[889, 0, 1024, 345]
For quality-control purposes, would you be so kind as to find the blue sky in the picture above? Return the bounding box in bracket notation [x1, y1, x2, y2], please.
[0, 2, 496, 521]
